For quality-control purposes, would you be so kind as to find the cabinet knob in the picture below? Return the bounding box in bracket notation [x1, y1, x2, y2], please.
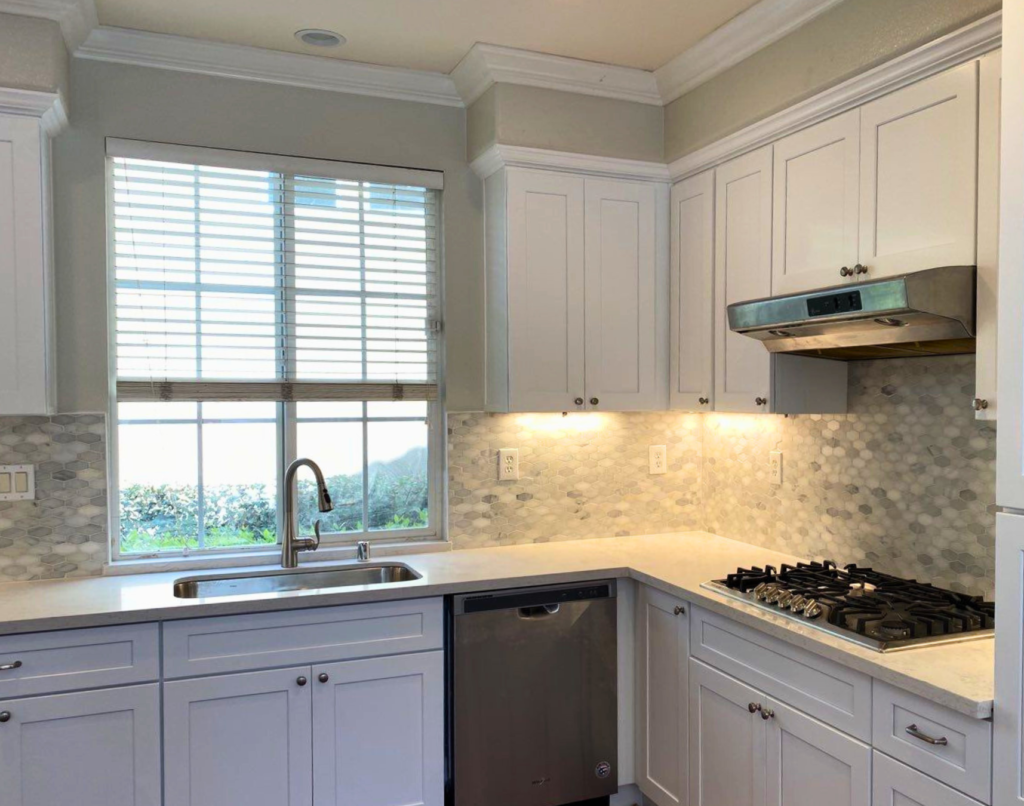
[673, 605, 685, 616]
[973, 398, 989, 411]
[0, 712, 10, 723]
[755, 397, 768, 407]
[698, 397, 709, 406]
[574, 397, 584, 406]
[748, 703, 761, 714]
[590, 398, 599, 406]
[839, 266, 853, 277]
[296, 676, 307, 686]
[853, 264, 869, 275]
[761, 708, 775, 720]
[319, 673, 330, 684]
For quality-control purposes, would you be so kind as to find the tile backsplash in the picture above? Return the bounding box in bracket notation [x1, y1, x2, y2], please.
[0, 414, 108, 581]
[449, 355, 996, 597]
[0, 356, 997, 596]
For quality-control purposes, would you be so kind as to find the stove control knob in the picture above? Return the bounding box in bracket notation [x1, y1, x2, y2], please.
[766, 587, 787, 605]
[775, 591, 795, 608]
[754, 584, 774, 602]
[803, 600, 824, 619]
[752, 582, 769, 599]
[789, 595, 807, 613]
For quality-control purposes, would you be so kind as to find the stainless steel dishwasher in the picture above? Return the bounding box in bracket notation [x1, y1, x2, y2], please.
[449, 580, 617, 806]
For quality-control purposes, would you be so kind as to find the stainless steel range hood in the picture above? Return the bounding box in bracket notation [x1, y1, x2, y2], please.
[727, 266, 976, 360]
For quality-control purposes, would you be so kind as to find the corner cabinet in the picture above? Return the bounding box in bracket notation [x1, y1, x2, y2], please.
[0, 104, 63, 415]
[484, 166, 669, 412]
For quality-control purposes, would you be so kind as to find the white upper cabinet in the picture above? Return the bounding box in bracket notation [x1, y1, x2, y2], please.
[975, 49, 1001, 420]
[0, 113, 57, 415]
[671, 170, 715, 411]
[859, 61, 979, 279]
[584, 178, 664, 411]
[772, 110, 861, 295]
[487, 167, 667, 412]
[714, 146, 774, 414]
[504, 168, 587, 412]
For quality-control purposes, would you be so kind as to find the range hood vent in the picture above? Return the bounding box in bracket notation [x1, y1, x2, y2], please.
[727, 266, 976, 360]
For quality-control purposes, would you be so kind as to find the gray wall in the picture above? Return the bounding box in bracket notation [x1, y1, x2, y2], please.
[0, 13, 67, 97]
[664, 0, 1001, 161]
[52, 58, 485, 412]
[467, 83, 664, 162]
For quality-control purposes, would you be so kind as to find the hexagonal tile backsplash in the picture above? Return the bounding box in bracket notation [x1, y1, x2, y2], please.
[450, 356, 996, 598]
[0, 414, 108, 581]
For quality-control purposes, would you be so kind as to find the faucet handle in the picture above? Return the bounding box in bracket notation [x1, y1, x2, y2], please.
[312, 520, 322, 551]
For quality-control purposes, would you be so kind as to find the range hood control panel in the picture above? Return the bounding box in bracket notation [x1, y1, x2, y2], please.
[807, 290, 863, 318]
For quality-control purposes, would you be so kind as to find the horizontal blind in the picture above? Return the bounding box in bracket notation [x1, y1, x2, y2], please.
[110, 153, 440, 402]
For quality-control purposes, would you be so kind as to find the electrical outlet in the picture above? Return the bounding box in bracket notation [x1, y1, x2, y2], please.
[649, 445, 667, 475]
[498, 448, 519, 481]
[769, 450, 783, 485]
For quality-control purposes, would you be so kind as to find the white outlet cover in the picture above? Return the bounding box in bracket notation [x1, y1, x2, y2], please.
[770, 450, 783, 485]
[498, 448, 520, 481]
[649, 445, 667, 475]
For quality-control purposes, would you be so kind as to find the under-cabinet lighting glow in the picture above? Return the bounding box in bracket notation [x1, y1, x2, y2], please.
[514, 412, 608, 434]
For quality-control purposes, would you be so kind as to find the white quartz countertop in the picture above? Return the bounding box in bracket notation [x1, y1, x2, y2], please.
[0, 531, 994, 718]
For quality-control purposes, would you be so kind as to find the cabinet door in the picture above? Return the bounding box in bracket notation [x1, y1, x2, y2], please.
[995, 512, 1024, 806]
[689, 659, 766, 806]
[873, 752, 983, 806]
[976, 50, 1001, 421]
[859, 61, 979, 278]
[0, 684, 161, 806]
[764, 698, 870, 806]
[636, 586, 689, 806]
[583, 178, 662, 411]
[506, 168, 586, 412]
[312, 651, 444, 806]
[0, 114, 53, 415]
[671, 171, 715, 411]
[714, 146, 773, 413]
[164, 667, 313, 806]
[772, 110, 860, 294]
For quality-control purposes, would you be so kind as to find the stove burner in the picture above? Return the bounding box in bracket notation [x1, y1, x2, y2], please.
[712, 560, 995, 650]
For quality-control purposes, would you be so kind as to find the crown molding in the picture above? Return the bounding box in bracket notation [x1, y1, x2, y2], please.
[0, 87, 68, 134]
[471, 143, 670, 183]
[669, 10, 1002, 181]
[655, 0, 845, 105]
[76, 26, 465, 108]
[451, 43, 662, 107]
[0, 0, 97, 50]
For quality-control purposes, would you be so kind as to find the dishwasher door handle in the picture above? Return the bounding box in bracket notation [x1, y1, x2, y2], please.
[518, 604, 561, 619]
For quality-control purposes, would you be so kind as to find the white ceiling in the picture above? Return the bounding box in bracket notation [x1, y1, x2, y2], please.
[93, 0, 764, 74]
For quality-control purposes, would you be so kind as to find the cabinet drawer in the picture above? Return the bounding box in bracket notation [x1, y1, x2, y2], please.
[689, 605, 871, 740]
[872, 681, 992, 803]
[163, 598, 443, 678]
[873, 751, 986, 806]
[0, 624, 159, 699]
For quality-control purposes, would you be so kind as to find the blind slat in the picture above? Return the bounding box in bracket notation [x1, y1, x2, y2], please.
[111, 153, 441, 402]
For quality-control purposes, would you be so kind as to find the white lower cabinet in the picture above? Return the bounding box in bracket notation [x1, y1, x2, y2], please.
[0, 684, 161, 806]
[312, 652, 444, 806]
[635, 586, 690, 806]
[164, 666, 314, 806]
[873, 751, 985, 806]
[687, 659, 870, 806]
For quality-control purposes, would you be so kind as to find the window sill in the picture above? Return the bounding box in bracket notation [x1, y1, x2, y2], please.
[103, 538, 452, 577]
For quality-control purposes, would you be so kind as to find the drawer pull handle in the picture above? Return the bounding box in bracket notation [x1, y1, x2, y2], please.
[905, 724, 948, 746]
[0, 661, 22, 672]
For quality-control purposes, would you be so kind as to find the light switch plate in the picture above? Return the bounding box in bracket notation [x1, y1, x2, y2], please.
[769, 451, 783, 485]
[0, 465, 35, 501]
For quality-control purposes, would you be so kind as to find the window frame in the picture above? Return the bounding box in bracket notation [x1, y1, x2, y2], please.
[104, 142, 447, 564]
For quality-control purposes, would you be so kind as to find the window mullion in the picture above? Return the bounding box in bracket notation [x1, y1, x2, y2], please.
[278, 174, 295, 545]
[193, 165, 206, 551]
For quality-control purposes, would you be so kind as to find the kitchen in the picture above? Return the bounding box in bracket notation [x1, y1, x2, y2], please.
[0, 0, 1018, 805]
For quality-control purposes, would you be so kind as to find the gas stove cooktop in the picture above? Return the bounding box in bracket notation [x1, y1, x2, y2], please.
[702, 561, 995, 652]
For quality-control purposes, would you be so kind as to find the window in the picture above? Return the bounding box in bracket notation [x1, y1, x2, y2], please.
[108, 140, 443, 558]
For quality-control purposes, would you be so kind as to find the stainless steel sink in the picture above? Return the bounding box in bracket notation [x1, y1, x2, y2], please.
[172, 563, 422, 599]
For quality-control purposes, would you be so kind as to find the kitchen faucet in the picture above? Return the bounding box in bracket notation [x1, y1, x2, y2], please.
[282, 458, 334, 569]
